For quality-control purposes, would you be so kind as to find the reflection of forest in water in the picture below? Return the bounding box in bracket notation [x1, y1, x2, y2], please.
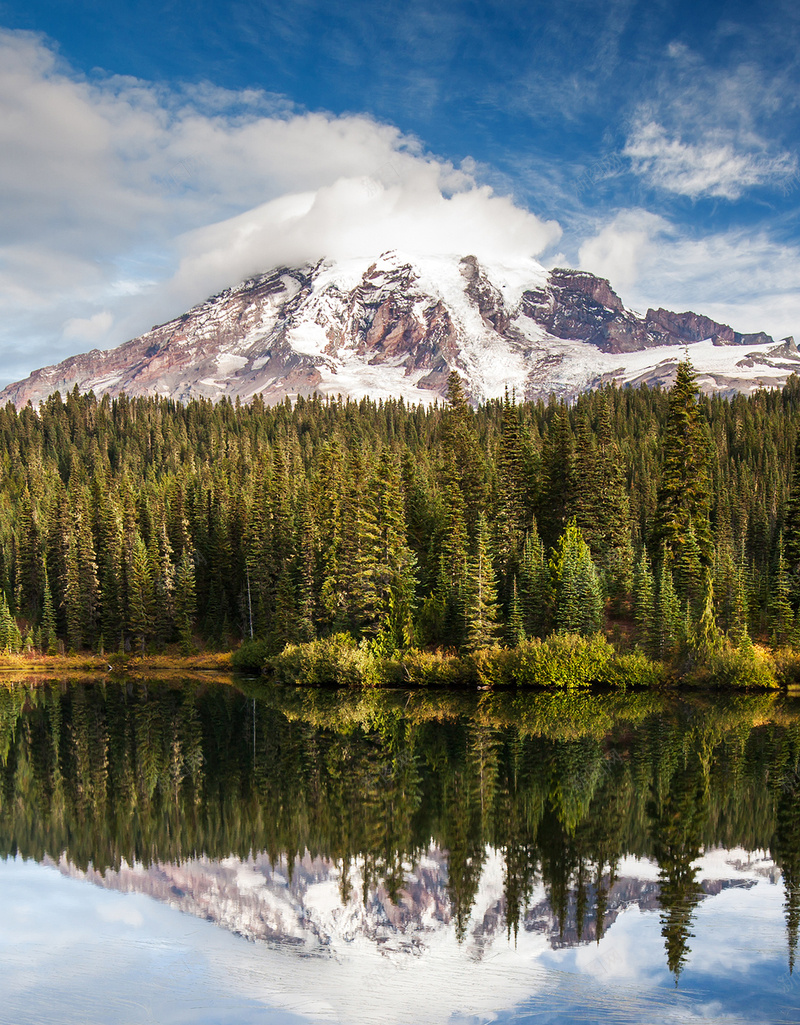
[1, 680, 798, 979]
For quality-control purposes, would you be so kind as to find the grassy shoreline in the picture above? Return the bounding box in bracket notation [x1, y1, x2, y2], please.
[1, 632, 796, 691]
[0, 650, 232, 682]
[239, 631, 786, 690]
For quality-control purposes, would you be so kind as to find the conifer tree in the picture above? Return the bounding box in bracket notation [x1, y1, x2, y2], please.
[694, 571, 723, 657]
[174, 549, 197, 652]
[128, 534, 155, 651]
[654, 360, 713, 601]
[595, 397, 634, 611]
[443, 371, 487, 532]
[464, 514, 500, 651]
[730, 553, 751, 648]
[537, 405, 574, 548]
[495, 389, 527, 580]
[519, 525, 550, 638]
[294, 485, 318, 642]
[41, 566, 57, 654]
[633, 548, 656, 656]
[316, 439, 347, 632]
[713, 513, 738, 634]
[271, 562, 298, 651]
[505, 576, 526, 648]
[549, 520, 604, 635]
[771, 533, 795, 646]
[16, 493, 44, 618]
[784, 427, 800, 600]
[63, 536, 83, 651]
[0, 591, 18, 651]
[656, 555, 682, 661]
[339, 447, 381, 633]
[99, 509, 125, 651]
[439, 447, 469, 644]
[571, 411, 601, 541]
[374, 449, 417, 648]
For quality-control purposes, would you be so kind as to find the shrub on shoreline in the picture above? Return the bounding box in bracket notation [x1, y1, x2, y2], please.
[271, 633, 404, 688]
[268, 632, 664, 689]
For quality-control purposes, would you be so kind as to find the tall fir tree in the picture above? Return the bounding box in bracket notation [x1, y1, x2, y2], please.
[656, 554, 682, 661]
[654, 360, 713, 605]
[464, 514, 500, 651]
[549, 520, 604, 635]
[519, 524, 550, 638]
[633, 548, 657, 657]
[783, 426, 800, 605]
[537, 405, 574, 549]
[495, 389, 528, 583]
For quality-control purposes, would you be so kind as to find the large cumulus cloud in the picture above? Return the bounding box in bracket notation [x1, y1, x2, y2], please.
[0, 29, 560, 383]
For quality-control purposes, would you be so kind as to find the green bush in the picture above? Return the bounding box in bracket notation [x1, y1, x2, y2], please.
[271, 633, 404, 688]
[692, 643, 777, 688]
[505, 633, 616, 688]
[264, 633, 661, 691]
[231, 638, 273, 673]
[594, 650, 663, 689]
[773, 646, 800, 685]
[469, 645, 511, 687]
[399, 648, 476, 687]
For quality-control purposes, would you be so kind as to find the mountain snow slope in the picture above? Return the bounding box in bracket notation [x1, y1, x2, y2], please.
[2, 251, 798, 407]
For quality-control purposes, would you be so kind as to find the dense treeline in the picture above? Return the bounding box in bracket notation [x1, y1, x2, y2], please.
[0, 365, 799, 660]
[1, 681, 798, 976]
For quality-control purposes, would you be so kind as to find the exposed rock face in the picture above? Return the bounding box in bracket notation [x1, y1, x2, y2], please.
[0, 252, 794, 407]
[644, 307, 773, 348]
[520, 268, 778, 355]
[521, 270, 635, 351]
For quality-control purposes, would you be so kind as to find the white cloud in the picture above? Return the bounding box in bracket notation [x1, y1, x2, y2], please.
[578, 210, 800, 340]
[164, 177, 560, 319]
[0, 28, 560, 383]
[63, 311, 114, 343]
[624, 120, 798, 200]
[623, 43, 799, 200]
[577, 209, 664, 290]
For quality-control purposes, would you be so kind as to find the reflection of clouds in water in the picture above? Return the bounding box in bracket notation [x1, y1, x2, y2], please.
[0, 858, 304, 1025]
[96, 901, 145, 928]
[0, 850, 796, 1025]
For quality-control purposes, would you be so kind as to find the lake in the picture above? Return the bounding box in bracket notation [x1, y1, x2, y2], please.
[1, 679, 799, 1025]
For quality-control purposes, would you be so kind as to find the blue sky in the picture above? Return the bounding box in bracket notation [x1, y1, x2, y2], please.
[0, 0, 799, 384]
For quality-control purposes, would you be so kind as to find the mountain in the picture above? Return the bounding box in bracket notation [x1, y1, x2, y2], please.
[2, 251, 798, 407]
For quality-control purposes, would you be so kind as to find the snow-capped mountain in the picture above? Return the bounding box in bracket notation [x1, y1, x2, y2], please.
[3, 251, 798, 407]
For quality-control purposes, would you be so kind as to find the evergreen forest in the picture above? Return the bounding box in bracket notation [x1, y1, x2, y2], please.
[1, 363, 800, 676]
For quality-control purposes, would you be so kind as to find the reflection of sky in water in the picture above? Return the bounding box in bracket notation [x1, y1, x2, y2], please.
[2, 852, 799, 1025]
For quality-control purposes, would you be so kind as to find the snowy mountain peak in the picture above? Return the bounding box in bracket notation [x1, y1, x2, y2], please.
[1, 254, 797, 407]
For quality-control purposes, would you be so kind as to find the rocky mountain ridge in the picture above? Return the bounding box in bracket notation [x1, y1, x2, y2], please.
[2, 251, 797, 407]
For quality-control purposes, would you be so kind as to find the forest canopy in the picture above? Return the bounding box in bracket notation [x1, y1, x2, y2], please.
[0, 365, 799, 666]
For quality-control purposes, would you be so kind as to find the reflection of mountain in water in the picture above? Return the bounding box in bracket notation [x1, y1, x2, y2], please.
[1, 680, 799, 979]
[48, 844, 778, 964]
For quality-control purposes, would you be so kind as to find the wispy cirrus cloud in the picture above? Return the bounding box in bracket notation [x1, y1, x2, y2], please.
[623, 43, 799, 200]
[624, 120, 798, 201]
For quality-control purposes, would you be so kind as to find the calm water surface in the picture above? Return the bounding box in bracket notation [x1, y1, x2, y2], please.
[0, 680, 799, 1025]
